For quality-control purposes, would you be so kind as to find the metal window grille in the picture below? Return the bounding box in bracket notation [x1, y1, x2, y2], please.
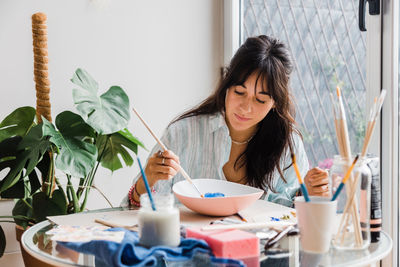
[242, 0, 366, 166]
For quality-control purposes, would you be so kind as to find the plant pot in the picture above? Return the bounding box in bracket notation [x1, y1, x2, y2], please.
[0, 199, 20, 254]
[15, 225, 57, 267]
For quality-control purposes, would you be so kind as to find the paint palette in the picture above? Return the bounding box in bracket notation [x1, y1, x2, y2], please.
[173, 179, 263, 216]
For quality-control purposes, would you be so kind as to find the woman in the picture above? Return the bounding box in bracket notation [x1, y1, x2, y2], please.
[126, 35, 329, 208]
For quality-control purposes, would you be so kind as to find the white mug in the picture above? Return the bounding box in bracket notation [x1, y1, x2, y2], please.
[295, 196, 337, 253]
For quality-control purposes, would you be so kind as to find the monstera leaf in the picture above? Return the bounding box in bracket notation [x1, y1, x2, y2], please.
[42, 117, 97, 178]
[0, 136, 23, 194]
[0, 167, 40, 199]
[0, 136, 40, 199]
[17, 124, 51, 177]
[32, 189, 67, 222]
[0, 125, 50, 193]
[12, 198, 34, 228]
[0, 180, 24, 199]
[55, 111, 96, 140]
[0, 106, 35, 143]
[71, 68, 130, 135]
[96, 128, 145, 172]
[1, 150, 51, 199]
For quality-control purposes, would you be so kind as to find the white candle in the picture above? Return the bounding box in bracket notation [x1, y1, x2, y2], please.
[138, 194, 180, 247]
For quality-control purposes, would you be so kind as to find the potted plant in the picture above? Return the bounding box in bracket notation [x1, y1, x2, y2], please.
[0, 68, 144, 257]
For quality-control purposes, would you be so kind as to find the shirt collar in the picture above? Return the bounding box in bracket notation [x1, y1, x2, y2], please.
[209, 111, 229, 133]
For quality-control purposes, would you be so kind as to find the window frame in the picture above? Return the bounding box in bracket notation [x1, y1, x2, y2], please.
[223, 0, 241, 66]
[380, 0, 399, 266]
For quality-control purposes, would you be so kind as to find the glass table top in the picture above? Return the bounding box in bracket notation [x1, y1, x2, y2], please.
[21, 208, 392, 267]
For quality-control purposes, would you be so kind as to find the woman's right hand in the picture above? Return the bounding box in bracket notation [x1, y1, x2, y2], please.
[144, 150, 181, 187]
[132, 150, 180, 203]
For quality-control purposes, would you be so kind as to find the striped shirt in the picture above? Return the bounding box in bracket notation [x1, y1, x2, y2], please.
[124, 112, 309, 207]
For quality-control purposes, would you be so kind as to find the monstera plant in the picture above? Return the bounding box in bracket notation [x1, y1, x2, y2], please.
[0, 68, 144, 256]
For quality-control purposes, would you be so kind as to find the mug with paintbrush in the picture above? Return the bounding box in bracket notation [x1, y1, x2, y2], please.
[292, 153, 337, 253]
[295, 196, 337, 254]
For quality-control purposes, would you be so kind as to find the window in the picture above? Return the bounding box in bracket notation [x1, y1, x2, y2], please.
[242, 0, 366, 167]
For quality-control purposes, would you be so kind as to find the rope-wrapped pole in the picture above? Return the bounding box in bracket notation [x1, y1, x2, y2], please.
[32, 12, 55, 196]
[32, 12, 51, 123]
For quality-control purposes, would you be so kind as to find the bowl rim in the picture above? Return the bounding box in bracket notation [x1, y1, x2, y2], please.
[172, 178, 264, 199]
[174, 190, 264, 199]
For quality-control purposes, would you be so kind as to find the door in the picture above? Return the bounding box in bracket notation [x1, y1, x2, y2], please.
[224, 0, 398, 265]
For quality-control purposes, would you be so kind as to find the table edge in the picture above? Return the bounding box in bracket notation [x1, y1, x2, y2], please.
[21, 220, 84, 267]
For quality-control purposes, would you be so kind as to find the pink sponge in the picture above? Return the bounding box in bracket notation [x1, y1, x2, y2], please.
[186, 227, 259, 258]
[186, 227, 228, 244]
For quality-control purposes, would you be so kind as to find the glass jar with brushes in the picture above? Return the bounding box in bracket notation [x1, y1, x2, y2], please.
[138, 193, 181, 247]
[329, 155, 371, 250]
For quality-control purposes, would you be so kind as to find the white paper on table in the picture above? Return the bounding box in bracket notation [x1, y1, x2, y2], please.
[47, 225, 126, 243]
[179, 205, 227, 228]
[238, 200, 297, 224]
[47, 209, 139, 228]
[47, 207, 219, 229]
[47, 201, 296, 230]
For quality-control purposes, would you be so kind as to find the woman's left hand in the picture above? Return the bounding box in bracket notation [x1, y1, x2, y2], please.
[304, 167, 330, 197]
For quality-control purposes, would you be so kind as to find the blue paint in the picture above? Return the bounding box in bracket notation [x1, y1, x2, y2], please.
[271, 217, 280, 221]
[300, 183, 310, 202]
[331, 182, 344, 201]
[204, 192, 225, 198]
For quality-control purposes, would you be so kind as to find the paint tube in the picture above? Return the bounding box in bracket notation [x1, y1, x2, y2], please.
[360, 170, 370, 240]
[367, 156, 381, 243]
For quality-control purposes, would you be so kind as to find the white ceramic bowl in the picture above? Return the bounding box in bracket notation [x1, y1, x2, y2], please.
[172, 178, 264, 216]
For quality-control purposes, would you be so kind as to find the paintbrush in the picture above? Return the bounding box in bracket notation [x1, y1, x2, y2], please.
[334, 87, 363, 246]
[132, 107, 204, 198]
[331, 155, 360, 201]
[201, 221, 295, 231]
[291, 153, 310, 202]
[137, 157, 156, 211]
[95, 219, 138, 231]
[337, 90, 386, 238]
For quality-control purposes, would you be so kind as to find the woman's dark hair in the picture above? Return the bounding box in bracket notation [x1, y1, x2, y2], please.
[173, 35, 298, 191]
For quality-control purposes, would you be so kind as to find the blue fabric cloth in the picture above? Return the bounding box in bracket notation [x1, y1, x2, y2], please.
[121, 112, 309, 208]
[58, 228, 245, 267]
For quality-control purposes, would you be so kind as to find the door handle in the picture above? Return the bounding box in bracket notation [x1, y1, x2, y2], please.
[359, 0, 380, 32]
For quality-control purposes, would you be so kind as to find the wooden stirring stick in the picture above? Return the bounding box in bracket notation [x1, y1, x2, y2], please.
[95, 219, 138, 231]
[132, 107, 204, 198]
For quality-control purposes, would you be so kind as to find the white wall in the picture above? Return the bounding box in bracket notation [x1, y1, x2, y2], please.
[0, 0, 224, 209]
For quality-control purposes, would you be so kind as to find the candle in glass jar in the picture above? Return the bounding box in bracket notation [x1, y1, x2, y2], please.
[138, 194, 180, 247]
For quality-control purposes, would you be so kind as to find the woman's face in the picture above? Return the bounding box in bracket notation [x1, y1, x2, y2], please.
[225, 72, 275, 136]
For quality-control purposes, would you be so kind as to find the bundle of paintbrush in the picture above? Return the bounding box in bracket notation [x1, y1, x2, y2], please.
[330, 87, 386, 248]
[330, 87, 363, 247]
